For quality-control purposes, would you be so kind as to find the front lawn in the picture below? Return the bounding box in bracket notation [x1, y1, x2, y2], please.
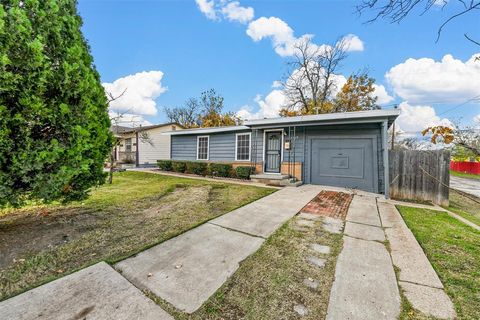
[450, 170, 480, 180]
[447, 189, 480, 226]
[152, 215, 343, 320]
[397, 206, 480, 320]
[0, 171, 275, 301]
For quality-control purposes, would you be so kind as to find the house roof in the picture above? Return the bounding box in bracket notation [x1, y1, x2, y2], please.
[164, 110, 400, 135]
[111, 122, 183, 135]
[244, 109, 400, 128]
[162, 125, 250, 135]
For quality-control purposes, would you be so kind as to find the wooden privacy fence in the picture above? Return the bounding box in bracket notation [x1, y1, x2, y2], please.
[389, 150, 450, 206]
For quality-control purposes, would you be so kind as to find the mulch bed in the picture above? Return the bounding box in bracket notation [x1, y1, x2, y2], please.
[301, 190, 353, 220]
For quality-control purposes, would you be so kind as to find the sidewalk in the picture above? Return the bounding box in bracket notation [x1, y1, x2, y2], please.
[0, 185, 320, 318]
[326, 194, 456, 320]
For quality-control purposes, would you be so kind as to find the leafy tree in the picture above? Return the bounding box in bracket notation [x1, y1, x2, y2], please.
[333, 72, 379, 112]
[198, 89, 238, 127]
[0, 0, 112, 207]
[165, 89, 239, 128]
[422, 126, 480, 156]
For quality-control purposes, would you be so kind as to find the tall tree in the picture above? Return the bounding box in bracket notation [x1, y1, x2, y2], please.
[198, 89, 239, 127]
[333, 72, 379, 112]
[0, 0, 112, 207]
[357, 0, 480, 47]
[281, 37, 349, 116]
[165, 89, 239, 128]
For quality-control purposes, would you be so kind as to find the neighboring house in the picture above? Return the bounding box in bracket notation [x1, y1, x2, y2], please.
[163, 110, 400, 195]
[111, 123, 183, 167]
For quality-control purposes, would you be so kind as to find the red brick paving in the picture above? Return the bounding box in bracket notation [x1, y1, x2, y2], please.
[301, 190, 353, 220]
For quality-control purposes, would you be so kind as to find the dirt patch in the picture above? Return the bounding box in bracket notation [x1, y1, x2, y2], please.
[301, 190, 353, 220]
[0, 176, 274, 301]
[0, 207, 101, 269]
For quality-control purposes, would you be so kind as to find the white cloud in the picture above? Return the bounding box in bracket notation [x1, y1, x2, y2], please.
[474, 114, 480, 123]
[109, 111, 152, 127]
[271, 80, 282, 88]
[103, 71, 166, 116]
[195, 0, 218, 20]
[386, 53, 480, 104]
[373, 84, 394, 105]
[342, 34, 364, 52]
[237, 89, 286, 119]
[395, 102, 453, 133]
[246, 16, 296, 56]
[221, 1, 254, 24]
[195, 1, 364, 58]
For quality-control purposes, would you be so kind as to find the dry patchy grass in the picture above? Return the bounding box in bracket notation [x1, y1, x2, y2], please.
[150, 215, 343, 320]
[0, 171, 274, 301]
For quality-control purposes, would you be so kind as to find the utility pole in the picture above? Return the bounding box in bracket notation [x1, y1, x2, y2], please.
[391, 105, 398, 150]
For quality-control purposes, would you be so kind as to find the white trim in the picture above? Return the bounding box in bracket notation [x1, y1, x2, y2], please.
[262, 129, 284, 173]
[235, 132, 251, 161]
[245, 109, 400, 126]
[196, 135, 209, 160]
[164, 125, 250, 135]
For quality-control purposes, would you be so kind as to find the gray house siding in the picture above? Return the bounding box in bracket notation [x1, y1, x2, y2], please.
[171, 130, 251, 161]
[170, 123, 385, 194]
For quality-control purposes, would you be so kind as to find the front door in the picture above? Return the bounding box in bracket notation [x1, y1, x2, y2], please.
[265, 131, 282, 173]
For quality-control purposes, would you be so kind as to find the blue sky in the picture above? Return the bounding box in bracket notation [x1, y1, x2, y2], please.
[78, 0, 480, 133]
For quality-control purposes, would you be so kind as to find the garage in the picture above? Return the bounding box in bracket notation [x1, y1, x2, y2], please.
[308, 136, 378, 193]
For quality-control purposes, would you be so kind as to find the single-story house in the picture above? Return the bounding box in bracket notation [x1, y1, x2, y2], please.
[163, 110, 399, 195]
[111, 123, 183, 167]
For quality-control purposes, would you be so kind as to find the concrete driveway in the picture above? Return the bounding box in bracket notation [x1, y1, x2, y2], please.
[450, 176, 480, 198]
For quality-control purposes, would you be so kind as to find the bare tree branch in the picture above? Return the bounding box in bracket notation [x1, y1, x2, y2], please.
[357, 0, 480, 46]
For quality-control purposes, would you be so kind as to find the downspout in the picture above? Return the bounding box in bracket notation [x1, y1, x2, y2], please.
[135, 131, 139, 168]
[382, 121, 389, 198]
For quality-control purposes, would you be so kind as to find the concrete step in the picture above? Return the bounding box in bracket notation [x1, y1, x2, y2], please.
[250, 174, 290, 180]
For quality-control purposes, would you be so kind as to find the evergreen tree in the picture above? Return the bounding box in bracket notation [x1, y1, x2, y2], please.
[0, 0, 112, 206]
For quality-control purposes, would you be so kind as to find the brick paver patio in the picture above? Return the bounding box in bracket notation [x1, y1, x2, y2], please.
[301, 190, 353, 220]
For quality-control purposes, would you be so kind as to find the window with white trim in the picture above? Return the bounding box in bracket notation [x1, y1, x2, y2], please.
[197, 136, 209, 160]
[236, 133, 251, 161]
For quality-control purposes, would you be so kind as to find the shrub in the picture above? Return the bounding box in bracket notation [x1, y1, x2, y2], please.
[209, 163, 233, 177]
[235, 166, 255, 180]
[172, 161, 187, 173]
[186, 161, 208, 176]
[0, 1, 112, 206]
[157, 160, 173, 171]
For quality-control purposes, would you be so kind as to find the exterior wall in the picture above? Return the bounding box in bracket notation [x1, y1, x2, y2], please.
[171, 130, 251, 161]
[170, 123, 384, 193]
[137, 124, 181, 164]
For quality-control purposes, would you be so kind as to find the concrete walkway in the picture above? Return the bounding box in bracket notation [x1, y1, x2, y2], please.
[0, 262, 173, 320]
[327, 194, 456, 320]
[327, 195, 401, 320]
[450, 175, 480, 198]
[115, 185, 321, 313]
[378, 202, 456, 319]
[0, 185, 319, 318]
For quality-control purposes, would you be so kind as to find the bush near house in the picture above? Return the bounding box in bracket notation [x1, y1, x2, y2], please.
[172, 161, 187, 173]
[209, 163, 233, 177]
[157, 160, 173, 171]
[186, 162, 208, 176]
[236, 166, 255, 180]
[158, 161, 255, 180]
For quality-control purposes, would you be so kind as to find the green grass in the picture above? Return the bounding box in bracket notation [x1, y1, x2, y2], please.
[148, 215, 343, 320]
[397, 206, 480, 320]
[0, 171, 275, 301]
[447, 189, 480, 226]
[450, 170, 480, 180]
